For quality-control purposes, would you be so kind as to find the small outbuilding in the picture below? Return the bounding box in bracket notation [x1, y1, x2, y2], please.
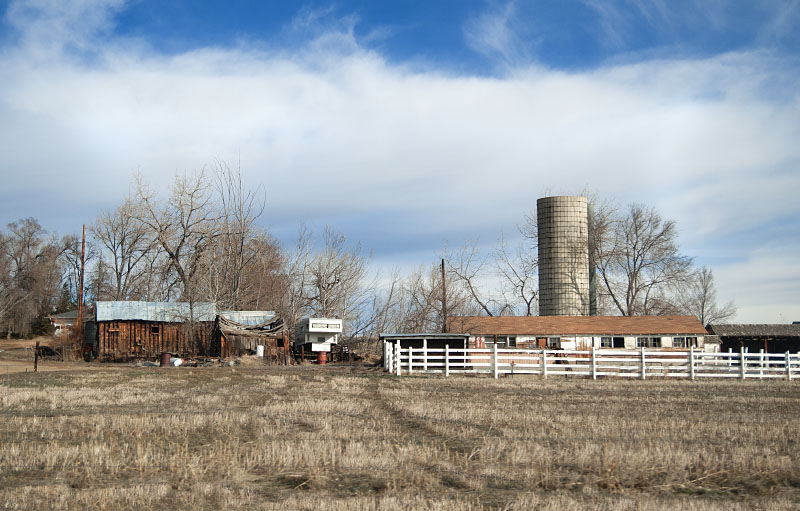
[94, 301, 216, 359]
[707, 324, 800, 353]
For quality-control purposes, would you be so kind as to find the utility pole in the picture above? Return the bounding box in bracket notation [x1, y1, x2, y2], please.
[76, 225, 86, 355]
[441, 258, 447, 333]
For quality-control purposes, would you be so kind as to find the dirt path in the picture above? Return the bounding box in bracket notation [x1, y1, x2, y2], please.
[0, 359, 116, 374]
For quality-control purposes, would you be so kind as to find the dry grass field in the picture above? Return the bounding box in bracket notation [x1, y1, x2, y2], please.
[1, 362, 799, 510]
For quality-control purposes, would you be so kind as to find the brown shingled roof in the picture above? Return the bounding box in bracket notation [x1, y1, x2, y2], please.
[447, 316, 707, 336]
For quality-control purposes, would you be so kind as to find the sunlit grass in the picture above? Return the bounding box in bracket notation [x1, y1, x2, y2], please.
[1, 366, 798, 510]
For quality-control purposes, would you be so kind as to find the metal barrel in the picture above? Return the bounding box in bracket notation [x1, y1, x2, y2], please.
[160, 352, 171, 367]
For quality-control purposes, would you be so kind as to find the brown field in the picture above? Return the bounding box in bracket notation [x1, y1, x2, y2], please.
[1, 362, 799, 510]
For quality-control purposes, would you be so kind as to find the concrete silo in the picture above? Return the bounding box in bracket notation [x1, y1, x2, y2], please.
[537, 196, 590, 316]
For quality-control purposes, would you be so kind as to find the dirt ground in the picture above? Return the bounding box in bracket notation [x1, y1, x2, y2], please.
[0, 336, 111, 374]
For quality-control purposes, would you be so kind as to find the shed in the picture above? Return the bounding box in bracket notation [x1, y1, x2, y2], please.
[707, 324, 800, 353]
[217, 311, 289, 359]
[94, 301, 216, 359]
[379, 333, 470, 351]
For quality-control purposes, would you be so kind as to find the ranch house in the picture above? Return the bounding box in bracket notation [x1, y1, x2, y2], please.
[447, 315, 715, 351]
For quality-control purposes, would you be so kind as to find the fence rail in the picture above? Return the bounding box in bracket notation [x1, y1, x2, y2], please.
[382, 341, 800, 380]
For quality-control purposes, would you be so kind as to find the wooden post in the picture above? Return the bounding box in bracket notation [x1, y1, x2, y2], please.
[396, 340, 401, 376]
[408, 346, 413, 375]
[422, 338, 428, 372]
[541, 350, 547, 379]
[591, 346, 597, 380]
[740, 346, 746, 380]
[445, 344, 450, 377]
[34, 341, 39, 373]
[640, 347, 646, 380]
[493, 342, 499, 379]
[300, 346, 305, 364]
[689, 346, 695, 381]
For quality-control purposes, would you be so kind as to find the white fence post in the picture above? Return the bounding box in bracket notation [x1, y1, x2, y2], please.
[541, 350, 547, 379]
[640, 347, 646, 380]
[409, 347, 413, 375]
[445, 344, 450, 377]
[786, 351, 792, 381]
[493, 342, 499, 379]
[591, 346, 597, 380]
[759, 349, 765, 377]
[395, 340, 401, 376]
[690, 347, 695, 381]
[740, 346, 746, 380]
[422, 338, 428, 372]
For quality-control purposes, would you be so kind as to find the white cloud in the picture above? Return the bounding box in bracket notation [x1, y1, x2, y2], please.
[0, 0, 799, 320]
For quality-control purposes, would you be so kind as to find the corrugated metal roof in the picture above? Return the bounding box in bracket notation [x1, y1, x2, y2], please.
[448, 315, 708, 336]
[218, 310, 276, 326]
[95, 301, 217, 322]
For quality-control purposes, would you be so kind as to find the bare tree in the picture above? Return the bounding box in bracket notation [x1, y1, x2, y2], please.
[201, 160, 266, 310]
[594, 204, 692, 316]
[446, 242, 511, 317]
[495, 233, 537, 316]
[135, 170, 220, 329]
[91, 198, 156, 300]
[0, 219, 63, 337]
[681, 266, 736, 325]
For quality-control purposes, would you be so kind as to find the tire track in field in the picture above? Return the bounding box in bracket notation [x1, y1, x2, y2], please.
[366, 379, 524, 508]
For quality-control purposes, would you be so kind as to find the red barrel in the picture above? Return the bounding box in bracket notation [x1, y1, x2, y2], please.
[160, 352, 171, 367]
[317, 351, 327, 365]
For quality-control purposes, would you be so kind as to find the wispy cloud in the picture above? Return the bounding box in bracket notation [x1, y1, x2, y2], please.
[463, 0, 535, 69]
[0, 0, 798, 320]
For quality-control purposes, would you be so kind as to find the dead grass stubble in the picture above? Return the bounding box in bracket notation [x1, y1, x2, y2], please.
[1, 368, 799, 510]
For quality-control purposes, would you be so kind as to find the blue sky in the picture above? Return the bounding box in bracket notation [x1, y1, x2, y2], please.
[0, 0, 799, 322]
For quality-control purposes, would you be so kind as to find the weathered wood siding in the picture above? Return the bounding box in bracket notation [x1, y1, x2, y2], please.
[220, 332, 290, 359]
[97, 320, 215, 359]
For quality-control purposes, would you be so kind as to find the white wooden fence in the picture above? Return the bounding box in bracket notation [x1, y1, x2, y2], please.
[382, 341, 800, 380]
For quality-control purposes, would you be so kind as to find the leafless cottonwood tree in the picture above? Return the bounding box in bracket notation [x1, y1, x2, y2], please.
[594, 203, 693, 316]
[446, 242, 512, 317]
[495, 233, 538, 316]
[200, 161, 266, 310]
[0, 219, 63, 337]
[91, 198, 157, 300]
[680, 266, 736, 325]
[135, 170, 220, 327]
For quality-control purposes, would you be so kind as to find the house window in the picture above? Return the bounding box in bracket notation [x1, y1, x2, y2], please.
[547, 337, 561, 349]
[600, 337, 612, 348]
[317, 336, 326, 343]
[613, 337, 625, 348]
[493, 336, 517, 348]
[151, 325, 160, 334]
[675, 336, 697, 348]
[637, 337, 661, 348]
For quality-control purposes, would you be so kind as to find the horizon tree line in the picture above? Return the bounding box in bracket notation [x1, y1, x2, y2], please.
[0, 165, 735, 340]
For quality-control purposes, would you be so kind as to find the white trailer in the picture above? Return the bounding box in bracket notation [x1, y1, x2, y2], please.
[293, 317, 343, 352]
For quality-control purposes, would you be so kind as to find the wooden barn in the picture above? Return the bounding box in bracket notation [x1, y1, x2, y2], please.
[94, 301, 216, 360]
[217, 311, 290, 360]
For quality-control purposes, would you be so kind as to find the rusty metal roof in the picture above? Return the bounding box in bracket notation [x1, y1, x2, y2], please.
[95, 301, 217, 322]
[448, 315, 708, 336]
